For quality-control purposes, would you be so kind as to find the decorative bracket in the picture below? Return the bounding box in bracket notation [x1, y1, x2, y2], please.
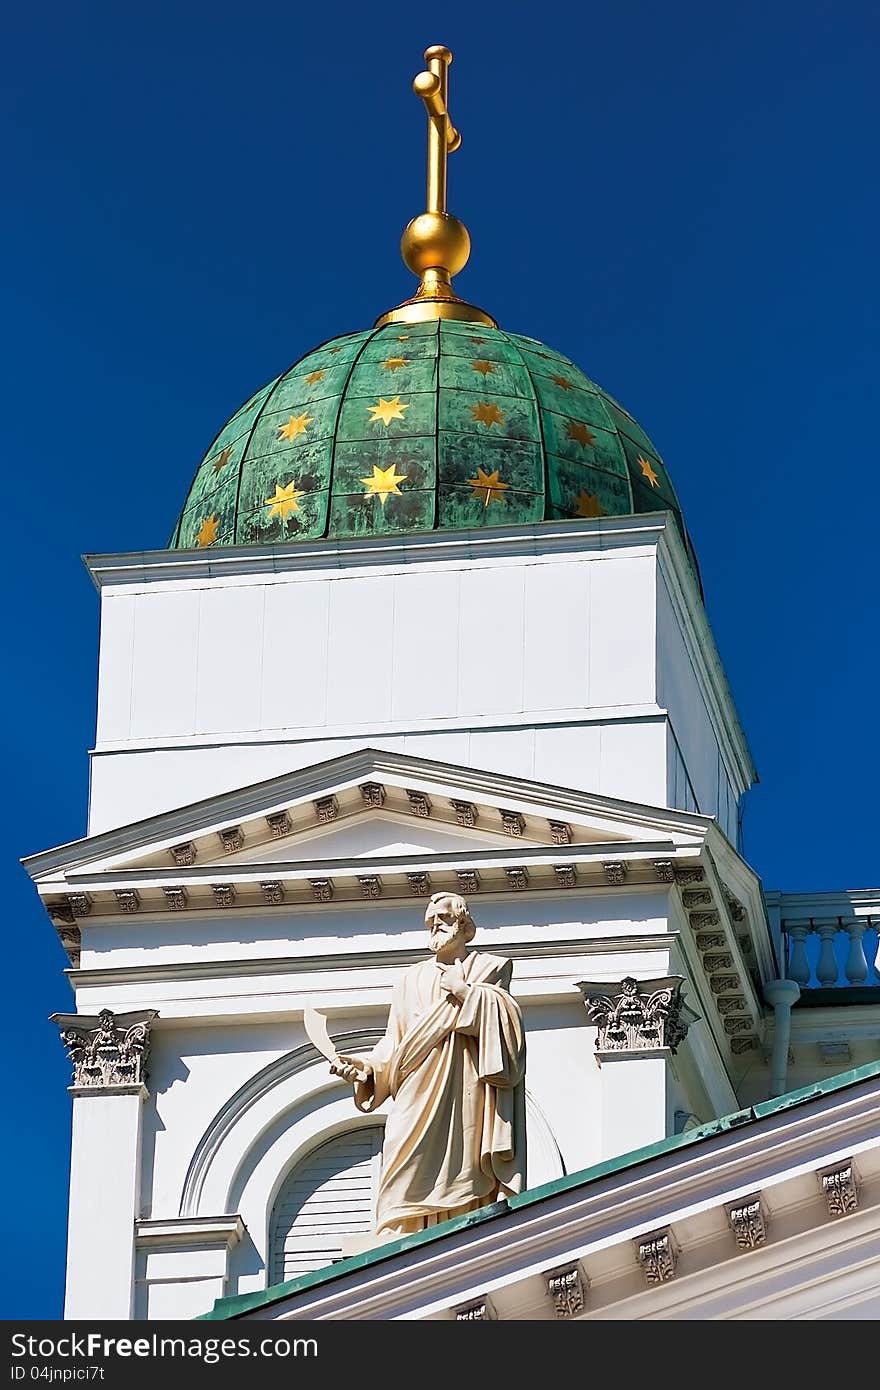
[544, 1264, 588, 1318]
[635, 1229, 676, 1284]
[727, 1194, 767, 1249]
[820, 1163, 859, 1217]
[455, 1297, 496, 1320]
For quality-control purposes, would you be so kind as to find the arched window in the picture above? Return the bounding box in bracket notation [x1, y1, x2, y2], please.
[269, 1126, 383, 1283]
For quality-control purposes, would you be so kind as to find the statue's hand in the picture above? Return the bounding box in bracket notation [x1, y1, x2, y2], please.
[438, 959, 469, 1003]
[330, 1053, 372, 1084]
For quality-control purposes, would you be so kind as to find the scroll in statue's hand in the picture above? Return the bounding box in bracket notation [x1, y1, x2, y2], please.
[330, 1053, 372, 1084]
[438, 959, 469, 1003]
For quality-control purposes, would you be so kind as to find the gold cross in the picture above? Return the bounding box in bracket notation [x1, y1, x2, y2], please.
[413, 45, 461, 216]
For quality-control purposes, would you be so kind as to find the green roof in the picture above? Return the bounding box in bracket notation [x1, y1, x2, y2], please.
[198, 1054, 880, 1320]
[168, 320, 699, 581]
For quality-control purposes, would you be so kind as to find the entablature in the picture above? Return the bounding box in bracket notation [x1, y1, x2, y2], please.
[26, 748, 776, 1076]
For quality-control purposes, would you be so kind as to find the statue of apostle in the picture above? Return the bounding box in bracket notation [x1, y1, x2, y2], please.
[330, 891, 527, 1238]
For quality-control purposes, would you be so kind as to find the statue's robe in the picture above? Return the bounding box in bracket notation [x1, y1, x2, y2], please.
[353, 950, 526, 1236]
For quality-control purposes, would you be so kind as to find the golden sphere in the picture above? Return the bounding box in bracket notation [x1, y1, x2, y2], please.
[412, 71, 440, 100]
[401, 213, 470, 276]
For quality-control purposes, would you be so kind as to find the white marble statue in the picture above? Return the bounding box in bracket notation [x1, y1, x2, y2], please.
[330, 891, 527, 1238]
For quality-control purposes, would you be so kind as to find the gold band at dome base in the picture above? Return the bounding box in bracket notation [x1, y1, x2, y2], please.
[374, 295, 497, 328]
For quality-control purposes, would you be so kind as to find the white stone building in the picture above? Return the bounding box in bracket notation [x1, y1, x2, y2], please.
[24, 46, 880, 1323]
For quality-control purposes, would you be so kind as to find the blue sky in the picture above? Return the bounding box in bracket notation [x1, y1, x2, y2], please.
[4, 0, 877, 1318]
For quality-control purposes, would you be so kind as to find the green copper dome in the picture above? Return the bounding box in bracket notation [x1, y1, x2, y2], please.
[168, 319, 698, 577]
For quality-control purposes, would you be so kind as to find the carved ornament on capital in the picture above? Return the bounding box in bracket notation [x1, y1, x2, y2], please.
[576, 975, 700, 1055]
[51, 1008, 158, 1091]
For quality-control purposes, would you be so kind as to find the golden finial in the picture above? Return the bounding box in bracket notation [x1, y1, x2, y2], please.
[375, 45, 496, 328]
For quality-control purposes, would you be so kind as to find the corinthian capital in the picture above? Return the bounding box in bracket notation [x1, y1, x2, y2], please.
[50, 1008, 158, 1091]
[575, 975, 700, 1054]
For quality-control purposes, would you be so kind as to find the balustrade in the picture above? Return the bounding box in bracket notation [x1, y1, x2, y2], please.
[784, 918, 879, 990]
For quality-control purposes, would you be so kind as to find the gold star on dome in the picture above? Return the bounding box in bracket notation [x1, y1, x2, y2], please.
[361, 463, 407, 506]
[329, 346, 342, 354]
[265, 481, 304, 520]
[304, 369, 326, 386]
[382, 357, 408, 371]
[471, 360, 496, 376]
[573, 491, 606, 518]
[467, 466, 508, 507]
[212, 446, 233, 475]
[277, 412, 313, 442]
[195, 515, 219, 547]
[396, 334, 410, 342]
[470, 336, 486, 345]
[471, 401, 505, 428]
[566, 421, 596, 449]
[551, 374, 574, 391]
[368, 396, 409, 426]
[638, 455, 660, 487]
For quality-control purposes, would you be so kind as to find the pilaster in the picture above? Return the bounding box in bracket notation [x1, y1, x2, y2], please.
[576, 976, 699, 1157]
[51, 1008, 158, 1319]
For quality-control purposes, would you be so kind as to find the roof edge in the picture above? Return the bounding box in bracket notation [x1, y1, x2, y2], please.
[198, 1053, 880, 1320]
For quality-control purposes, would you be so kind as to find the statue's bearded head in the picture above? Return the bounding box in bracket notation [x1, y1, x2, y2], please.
[425, 891, 476, 953]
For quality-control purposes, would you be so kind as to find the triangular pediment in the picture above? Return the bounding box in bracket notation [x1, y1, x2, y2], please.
[25, 747, 713, 922]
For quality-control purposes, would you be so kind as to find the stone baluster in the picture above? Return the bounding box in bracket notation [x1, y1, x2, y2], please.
[785, 925, 812, 986]
[843, 920, 869, 985]
[815, 923, 840, 987]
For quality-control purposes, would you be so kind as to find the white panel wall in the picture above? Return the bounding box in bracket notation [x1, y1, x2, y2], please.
[261, 581, 330, 730]
[468, 727, 535, 780]
[391, 570, 461, 720]
[656, 572, 738, 828]
[87, 538, 698, 831]
[195, 585, 264, 734]
[533, 723, 602, 791]
[95, 593, 135, 743]
[523, 561, 590, 712]
[145, 1025, 288, 1219]
[326, 576, 395, 726]
[589, 555, 656, 707]
[129, 591, 199, 739]
[457, 565, 526, 716]
[599, 719, 668, 806]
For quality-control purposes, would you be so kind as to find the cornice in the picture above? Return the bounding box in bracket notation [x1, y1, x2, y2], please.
[135, 1215, 245, 1248]
[68, 931, 680, 990]
[23, 745, 710, 879]
[60, 843, 681, 896]
[84, 514, 670, 590]
[765, 888, 880, 920]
